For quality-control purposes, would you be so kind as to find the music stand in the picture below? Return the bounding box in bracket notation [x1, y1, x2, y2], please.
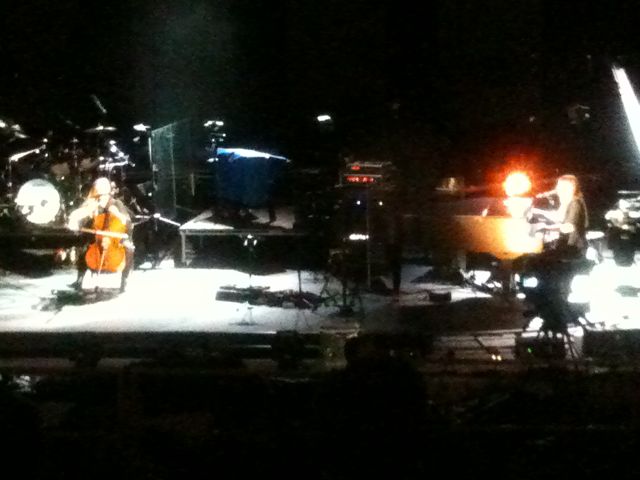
[229, 234, 263, 326]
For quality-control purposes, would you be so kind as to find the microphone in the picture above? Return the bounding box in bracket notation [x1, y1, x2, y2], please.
[91, 94, 108, 115]
[536, 190, 556, 198]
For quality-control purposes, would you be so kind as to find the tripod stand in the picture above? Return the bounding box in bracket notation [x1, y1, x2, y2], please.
[519, 254, 599, 360]
[317, 247, 364, 318]
[522, 303, 586, 360]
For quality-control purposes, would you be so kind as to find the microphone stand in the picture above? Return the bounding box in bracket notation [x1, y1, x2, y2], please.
[133, 213, 181, 268]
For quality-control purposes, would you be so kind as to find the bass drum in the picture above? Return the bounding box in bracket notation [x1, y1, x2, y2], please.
[14, 178, 63, 225]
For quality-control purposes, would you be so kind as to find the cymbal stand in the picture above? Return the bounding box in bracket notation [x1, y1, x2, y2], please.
[4, 156, 14, 200]
[4, 147, 22, 200]
[69, 137, 83, 200]
[4, 144, 46, 199]
[0, 160, 11, 216]
[1, 156, 17, 219]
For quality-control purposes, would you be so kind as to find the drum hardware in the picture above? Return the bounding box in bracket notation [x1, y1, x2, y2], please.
[133, 123, 150, 132]
[3, 135, 87, 226]
[0, 112, 137, 230]
[99, 159, 132, 175]
[85, 124, 117, 133]
[8, 145, 45, 163]
[68, 135, 85, 199]
[59, 113, 82, 132]
[0, 120, 28, 140]
[98, 139, 134, 186]
[14, 178, 63, 225]
[0, 203, 11, 218]
[90, 94, 108, 116]
[3, 144, 47, 197]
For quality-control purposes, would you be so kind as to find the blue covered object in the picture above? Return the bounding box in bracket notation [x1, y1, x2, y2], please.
[214, 148, 289, 208]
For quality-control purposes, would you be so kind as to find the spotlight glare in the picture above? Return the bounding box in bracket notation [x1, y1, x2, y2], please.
[503, 171, 532, 197]
[317, 114, 332, 123]
[613, 66, 640, 155]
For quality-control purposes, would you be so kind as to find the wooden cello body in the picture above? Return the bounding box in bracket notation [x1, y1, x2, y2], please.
[85, 211, 127, 273]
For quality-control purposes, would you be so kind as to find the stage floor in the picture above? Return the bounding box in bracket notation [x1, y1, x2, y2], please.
[1, 253, 640, 361]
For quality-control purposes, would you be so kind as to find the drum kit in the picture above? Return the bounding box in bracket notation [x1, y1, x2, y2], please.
[0, 117, 135, 228]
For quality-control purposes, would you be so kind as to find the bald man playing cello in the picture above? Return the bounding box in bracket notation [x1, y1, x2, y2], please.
[67, 177, 134, 292]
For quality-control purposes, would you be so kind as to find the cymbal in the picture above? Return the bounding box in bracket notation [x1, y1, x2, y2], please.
[0, 119, 28, 138]
[85, 124, 117, 133]
[12, 130, 29, 139]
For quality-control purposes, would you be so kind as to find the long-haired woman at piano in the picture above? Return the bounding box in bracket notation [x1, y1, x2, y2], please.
[534, 174, 588, 257]
[551, 174, 588, 256]
[67, 177, 134, 292]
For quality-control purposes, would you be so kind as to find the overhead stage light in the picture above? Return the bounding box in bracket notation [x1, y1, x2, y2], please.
[613, 65, 640, 155]
[348, 233, 369, 241]
[204, 120, 224, 128]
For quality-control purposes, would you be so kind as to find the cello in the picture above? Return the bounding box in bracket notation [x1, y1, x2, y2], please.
[84, 201, 129, 274]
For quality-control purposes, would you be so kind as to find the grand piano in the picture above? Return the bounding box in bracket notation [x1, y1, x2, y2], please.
[425, 194, 542, 260]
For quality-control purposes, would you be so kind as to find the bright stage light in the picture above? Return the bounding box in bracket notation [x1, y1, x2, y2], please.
[503, 171, 531, 197]
[504, 196, 532, 218]
[204, 119, 224, 128]
[613, 66, 640, 155]
[348, 233, 369, 241]
[316, 114, 332, 123]
[471, 270, 491, 285]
